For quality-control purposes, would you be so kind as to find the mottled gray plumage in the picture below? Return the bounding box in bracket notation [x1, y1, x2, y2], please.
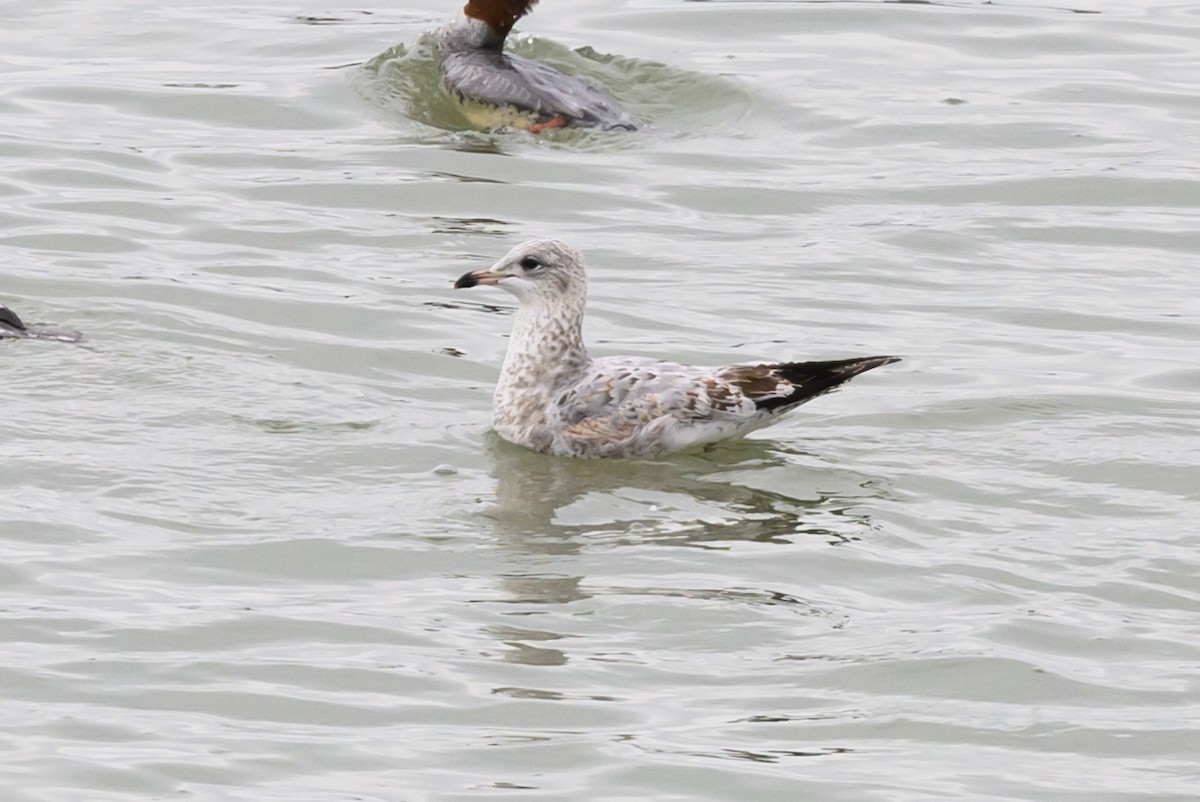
[435, 5, 635, 131]
[453, 240, 899, 459]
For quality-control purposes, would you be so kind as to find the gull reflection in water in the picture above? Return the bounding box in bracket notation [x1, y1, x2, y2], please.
[478, 431, 885, 550]
[465, 433, 889, 672]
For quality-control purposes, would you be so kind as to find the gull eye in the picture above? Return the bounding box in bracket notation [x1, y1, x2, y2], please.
[519, 256, 542, 271]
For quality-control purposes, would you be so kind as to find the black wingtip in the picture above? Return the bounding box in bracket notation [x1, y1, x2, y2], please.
[857, 355, 902, 370]
[453, 271, 478, 289]
[755, 355, 901, 412]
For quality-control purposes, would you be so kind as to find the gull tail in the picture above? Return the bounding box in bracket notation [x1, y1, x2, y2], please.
[753, 355, 901, 412]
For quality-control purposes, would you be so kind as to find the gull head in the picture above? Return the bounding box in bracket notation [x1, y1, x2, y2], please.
[453, 239, 587, 306]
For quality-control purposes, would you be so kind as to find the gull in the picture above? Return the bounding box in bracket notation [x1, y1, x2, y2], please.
[453, 240, 899, 458]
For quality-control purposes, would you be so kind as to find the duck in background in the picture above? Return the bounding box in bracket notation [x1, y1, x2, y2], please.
[435, 0, 635, 132]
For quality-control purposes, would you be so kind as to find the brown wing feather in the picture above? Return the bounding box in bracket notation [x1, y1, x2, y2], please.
[719, 356, 900, 412]
[695, 378, 754, 414]
[560, 416, 637, 443]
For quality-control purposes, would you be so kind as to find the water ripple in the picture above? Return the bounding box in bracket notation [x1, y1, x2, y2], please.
[2, 1, 1199, 800]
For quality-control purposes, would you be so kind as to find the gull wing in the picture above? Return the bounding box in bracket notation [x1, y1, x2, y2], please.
[714, 356, 901, 413]
[551, 356, 899, 456]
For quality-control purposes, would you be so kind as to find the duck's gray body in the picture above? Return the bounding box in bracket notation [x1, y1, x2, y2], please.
[435, 14, 635, 131]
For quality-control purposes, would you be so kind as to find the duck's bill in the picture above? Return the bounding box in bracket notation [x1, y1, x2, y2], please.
[454, 269, 504, 289]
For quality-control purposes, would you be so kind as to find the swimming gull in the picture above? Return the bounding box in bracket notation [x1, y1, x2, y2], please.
[453, 239, 899, 458]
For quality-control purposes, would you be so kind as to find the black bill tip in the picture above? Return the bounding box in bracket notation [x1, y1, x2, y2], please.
[453, 271, 478, 289]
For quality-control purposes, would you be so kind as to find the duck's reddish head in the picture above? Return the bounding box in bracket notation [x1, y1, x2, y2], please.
[463, 0, 538, 37]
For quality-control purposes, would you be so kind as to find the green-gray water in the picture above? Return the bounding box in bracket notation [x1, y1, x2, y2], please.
[2, 1, 1198, 799]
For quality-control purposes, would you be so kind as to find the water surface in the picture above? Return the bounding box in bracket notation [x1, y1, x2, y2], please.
[2, 0, 1198, 799]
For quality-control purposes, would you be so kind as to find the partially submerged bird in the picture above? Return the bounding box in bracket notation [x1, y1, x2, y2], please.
[0, 304, 26, 337]
[435, 0, 635, 132]
[0, 303, 82, 342]
[453, 240, 899, 458]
